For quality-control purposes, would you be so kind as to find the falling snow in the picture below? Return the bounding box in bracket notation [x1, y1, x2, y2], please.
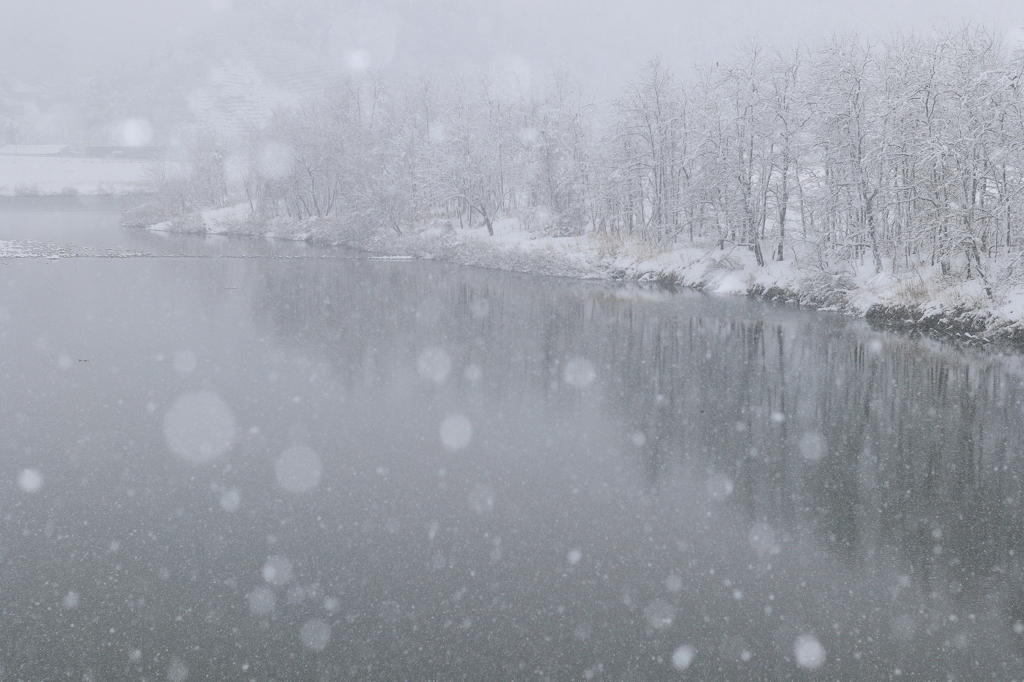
[62, 591, 80, 609]
[274, 445, 322, 493]
[17, 468, 43, 493]
[246, 585, 277, 616]
[794, 635, 826, 670]
[219, 487, 241, 512]
[563, 357, 596, 389]
[671, 645, 696, 671]
[262, 556, 294, 586]
[162, 391, 236, 465]
[417, 346, 452, 384]
[644, 599, 675, 630]
[299, 618, 331, 652]
[439, 414, 473, 451]
[6, 19, 1024, 678]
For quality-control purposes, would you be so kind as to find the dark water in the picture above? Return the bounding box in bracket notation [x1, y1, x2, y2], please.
[2, 210, 1024, 681]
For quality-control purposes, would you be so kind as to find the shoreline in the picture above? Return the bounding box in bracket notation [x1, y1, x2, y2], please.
[350, 230, 1024, 349]
[126, 206, 1024, 351]
[0, 193, 151, 212]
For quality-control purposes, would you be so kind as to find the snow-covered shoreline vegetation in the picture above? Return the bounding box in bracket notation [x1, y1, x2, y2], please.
[129, 25, 1024, 345]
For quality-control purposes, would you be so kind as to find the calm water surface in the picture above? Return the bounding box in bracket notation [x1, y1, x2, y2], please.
[2, 210, 1024, 680]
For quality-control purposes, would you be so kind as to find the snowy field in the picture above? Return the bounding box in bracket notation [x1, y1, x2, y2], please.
[0, 156, 152, 196]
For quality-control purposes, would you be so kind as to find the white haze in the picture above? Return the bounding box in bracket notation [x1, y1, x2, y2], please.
[2, 0, 1022, 90]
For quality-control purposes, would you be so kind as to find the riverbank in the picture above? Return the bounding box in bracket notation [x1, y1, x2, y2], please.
[130, 203, 1024, 348]
[348, 224, 1024, 347]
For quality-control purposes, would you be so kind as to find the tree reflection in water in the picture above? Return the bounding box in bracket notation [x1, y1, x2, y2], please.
[251, 258, 1024, 680]
[3, 253, 1023, 681]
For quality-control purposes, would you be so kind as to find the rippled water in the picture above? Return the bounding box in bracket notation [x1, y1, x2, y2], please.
[2, 209, 1024, 680]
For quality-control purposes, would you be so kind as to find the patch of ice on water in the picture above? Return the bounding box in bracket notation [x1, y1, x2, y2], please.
[0, 240, 74, 259]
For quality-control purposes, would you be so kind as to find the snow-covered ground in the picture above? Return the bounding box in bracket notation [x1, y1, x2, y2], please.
[0, 156, 152, 196]
[136, 203, 1024, 346]
[146, 202, 253, 234]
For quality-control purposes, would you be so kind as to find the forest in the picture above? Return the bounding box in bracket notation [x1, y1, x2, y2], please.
[153, 25, 1024, 286]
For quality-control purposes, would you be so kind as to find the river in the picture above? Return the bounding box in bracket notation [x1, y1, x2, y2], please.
[2, 207, 1024, 680]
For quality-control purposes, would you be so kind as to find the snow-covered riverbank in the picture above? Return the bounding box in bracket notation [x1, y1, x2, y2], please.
[346, 223, 1024, 346]
[128, 202, 1024, 348]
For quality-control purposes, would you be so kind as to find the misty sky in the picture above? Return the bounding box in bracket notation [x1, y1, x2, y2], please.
[2, 0, 1023, 89]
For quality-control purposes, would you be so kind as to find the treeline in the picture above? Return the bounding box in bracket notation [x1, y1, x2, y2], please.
[162, 25, 1024, 278]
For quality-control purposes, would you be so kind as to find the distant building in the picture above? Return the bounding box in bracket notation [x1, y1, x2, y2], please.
[84, 146, 163, 160]
[0, 144, 73, 156]
[0, 80, 79, 147]
[1, 81, 53, 120]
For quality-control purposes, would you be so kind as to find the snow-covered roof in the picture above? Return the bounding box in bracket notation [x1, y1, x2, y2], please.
[0, 145, 71, 156]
